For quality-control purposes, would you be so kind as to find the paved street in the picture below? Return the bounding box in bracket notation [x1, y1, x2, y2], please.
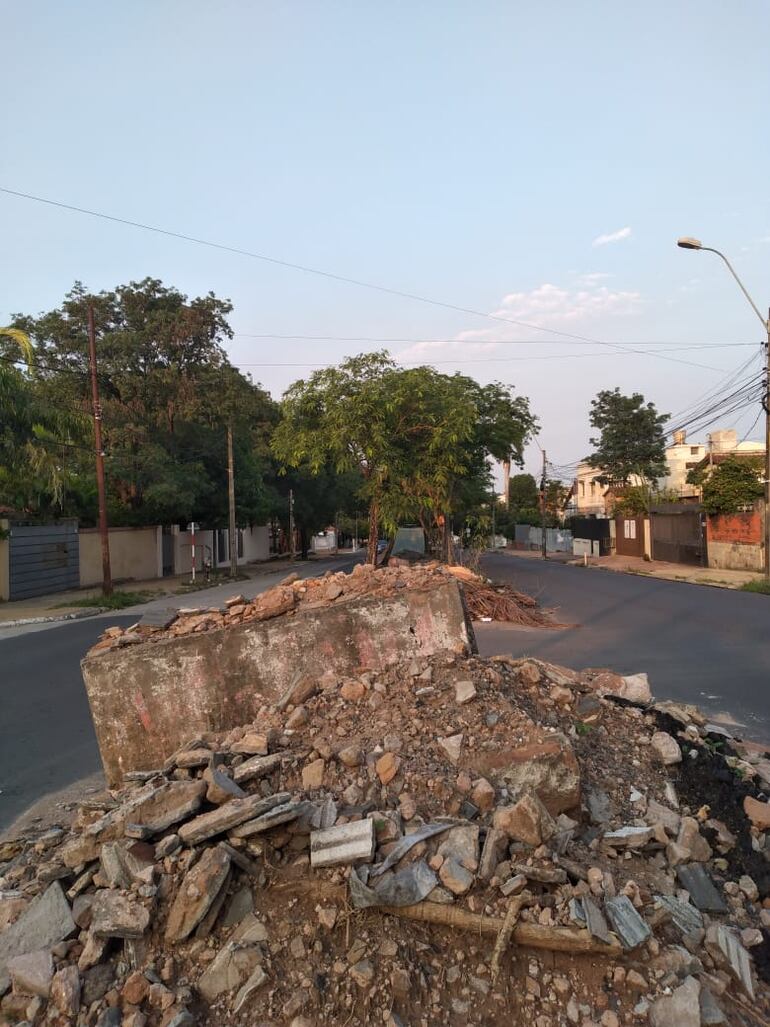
[3, 550, 769, 832]
[0, 555, 358, 830]
[478, 552, 770, 742]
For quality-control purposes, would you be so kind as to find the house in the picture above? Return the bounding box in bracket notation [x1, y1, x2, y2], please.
[570, 428, 763, 516]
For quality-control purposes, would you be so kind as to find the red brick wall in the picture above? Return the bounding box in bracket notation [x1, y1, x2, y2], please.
[707, 508, 761, 545]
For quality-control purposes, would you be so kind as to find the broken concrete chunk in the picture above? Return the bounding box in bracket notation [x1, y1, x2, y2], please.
[454, 680, 477, 704]
[743, 794, 770, 829]
[649, 975, 701, 1027]
[204, 765, 246, 805]
[645, 798, 681, 836]
[676, 864, 727, 914]
[705, 924, 755, 999]
[310, 819, 376, 868]
[0, 882, 75, 993]
[90, 890, 150, 939]
[619, 672, 652, 703]
[229, 801, 303, 839]
[675, 816, 712, 862]
[197, 941, 262, 1001]
[655, 895, 704, 936]
[478, 732, 581, 816]
[478, 828, 508, 882]
[232, 753, 283, 785]
[581, 896, 612, 945]
[650, 731, 682, 765]
[436, 824, 479, 872]
[232, 966, 268, 1013]
[179, 792, 289, 845]
[129, 780, 206, 835]
[7, 948, 54, 998]
[603, 826, 653, 850]
[232, 732, 269, 755]
[439, 857, 474, 895]
[165, 846, 231, 942]
[604, 895, 651, 950]
[493, 791, 556, 847]
[438, 734, 464, 764]
[50, 964, 81, 1017]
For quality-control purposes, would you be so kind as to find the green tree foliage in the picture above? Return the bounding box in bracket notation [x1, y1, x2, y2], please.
[508, 473, 539, 513]
[694, 457, 764, 516]
[272, 352, 537, 564]
[587, 388, 669, 487]
[10, 280, 278, 527]
[0, 328, 90, 516]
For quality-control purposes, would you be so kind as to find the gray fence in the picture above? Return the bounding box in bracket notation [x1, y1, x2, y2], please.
[514, 525, 573, 552]
[8, 522, 79, 600]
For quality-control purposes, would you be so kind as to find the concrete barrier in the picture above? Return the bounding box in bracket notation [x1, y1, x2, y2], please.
[81, 578, 475, 786]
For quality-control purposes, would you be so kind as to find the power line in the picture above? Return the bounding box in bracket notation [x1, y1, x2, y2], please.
[234, 332, 756, 349]
[0, 185, 729, 373]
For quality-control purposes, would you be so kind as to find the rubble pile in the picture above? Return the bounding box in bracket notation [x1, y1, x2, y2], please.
[3, 649, 770, 1026]
[87, 563, 550, 657]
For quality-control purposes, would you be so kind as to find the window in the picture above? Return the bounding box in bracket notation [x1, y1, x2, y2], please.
[580, 481, 585, 497]
[590, 481, 596, 496]
[690, 446, 700, 455]
[623, 519, 636, 540]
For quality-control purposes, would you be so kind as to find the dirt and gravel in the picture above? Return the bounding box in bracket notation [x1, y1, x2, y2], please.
[3, 566, 770, 1027]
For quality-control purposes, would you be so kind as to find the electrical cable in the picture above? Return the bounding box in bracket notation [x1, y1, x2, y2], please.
[0, 185, 731, 373]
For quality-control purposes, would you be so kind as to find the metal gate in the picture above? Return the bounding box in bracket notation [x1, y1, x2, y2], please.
[8, 522, 80, 599]
[615, 515, 645, 558]
[650, 506, 705, 566]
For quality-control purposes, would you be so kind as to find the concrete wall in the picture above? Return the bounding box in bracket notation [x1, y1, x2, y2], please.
[172, 524, 269, 575]
[81, 578, 474, 785]
[80, 526, 162, 587]
[707, 504, 764, 572]
[0, 520, 9, 602]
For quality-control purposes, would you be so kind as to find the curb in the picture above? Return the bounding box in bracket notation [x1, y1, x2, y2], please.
[0, 608, 106, 630]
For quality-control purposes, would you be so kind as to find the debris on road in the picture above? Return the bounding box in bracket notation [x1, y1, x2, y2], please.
[4, 657, 770, 1023]
[3, 568, 770, 1025]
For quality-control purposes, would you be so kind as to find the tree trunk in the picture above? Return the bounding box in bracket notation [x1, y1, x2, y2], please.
[299, 526, 309, 560]
[441, 516, 455, 565]
[366, 500, 379, 565]
[377, 536, 395, 567]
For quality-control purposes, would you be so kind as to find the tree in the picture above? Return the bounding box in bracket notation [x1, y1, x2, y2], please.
[508, 473, 539, 513]
[587, 388, 669, 492]
[12, 280, 277, 527]
[272, 353, 537, 565]
[544, 478, 570, 522]
[690, 457, 764, 516]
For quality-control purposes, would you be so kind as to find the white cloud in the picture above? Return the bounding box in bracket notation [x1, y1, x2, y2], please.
[396, 279, 642, 363]
[575, 271, 613, 286]
[592, 226, 632, 247]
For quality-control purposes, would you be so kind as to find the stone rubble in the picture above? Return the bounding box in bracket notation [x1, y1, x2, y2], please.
[2, 573, 770, 1024]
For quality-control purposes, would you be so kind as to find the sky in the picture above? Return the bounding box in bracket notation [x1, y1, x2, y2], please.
[3, 1, 770, 485]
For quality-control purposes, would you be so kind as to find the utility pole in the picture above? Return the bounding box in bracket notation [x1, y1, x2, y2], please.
[765, 309, 770, 578]
[288, 489, 296, 561]
[502, 459, 511, 509]
[540, 449, 548, 560]
[227, 423, 238, 578]
[87, 304, 112, 596]
[491, 494, 496, 549]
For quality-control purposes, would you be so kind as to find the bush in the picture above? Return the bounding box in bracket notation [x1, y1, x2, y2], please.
[701, 457, 763, 517]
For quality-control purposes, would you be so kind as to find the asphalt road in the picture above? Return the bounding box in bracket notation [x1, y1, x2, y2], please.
[3, 551, 769, 831]
[477, 553, 770, 742]
[0, 555, 358, 831]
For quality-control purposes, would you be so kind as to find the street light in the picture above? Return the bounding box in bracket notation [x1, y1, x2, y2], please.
[677, 237, 770, 577]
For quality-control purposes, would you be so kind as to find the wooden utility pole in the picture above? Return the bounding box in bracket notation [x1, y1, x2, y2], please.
[289, 489, 296, 561]
[227, 423, 238, 578]
[87, 304, 112, 596]
[540, 449, 547, 560]
[765, 309, 770, 578]
[502, 459, 511, 509]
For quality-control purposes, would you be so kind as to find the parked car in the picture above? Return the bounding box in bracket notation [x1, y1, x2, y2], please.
[377, 539, 388, 553]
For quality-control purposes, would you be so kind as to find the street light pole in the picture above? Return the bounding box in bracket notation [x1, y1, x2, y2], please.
[677, 238, 770, 578]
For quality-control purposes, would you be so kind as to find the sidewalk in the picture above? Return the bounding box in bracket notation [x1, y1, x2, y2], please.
[0, 552, 359, 627]
[500, 547, 760, 589]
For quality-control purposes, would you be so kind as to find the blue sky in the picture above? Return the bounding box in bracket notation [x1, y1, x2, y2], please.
[3, 1, 769, 482]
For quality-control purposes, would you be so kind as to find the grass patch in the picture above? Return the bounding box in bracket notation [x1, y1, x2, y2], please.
[54, 590, 157, 610]
[174, 572, 249, 595]
[740, 578, 770, 595]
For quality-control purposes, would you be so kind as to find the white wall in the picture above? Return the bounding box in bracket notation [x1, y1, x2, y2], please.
[171, 524, 269, 574]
